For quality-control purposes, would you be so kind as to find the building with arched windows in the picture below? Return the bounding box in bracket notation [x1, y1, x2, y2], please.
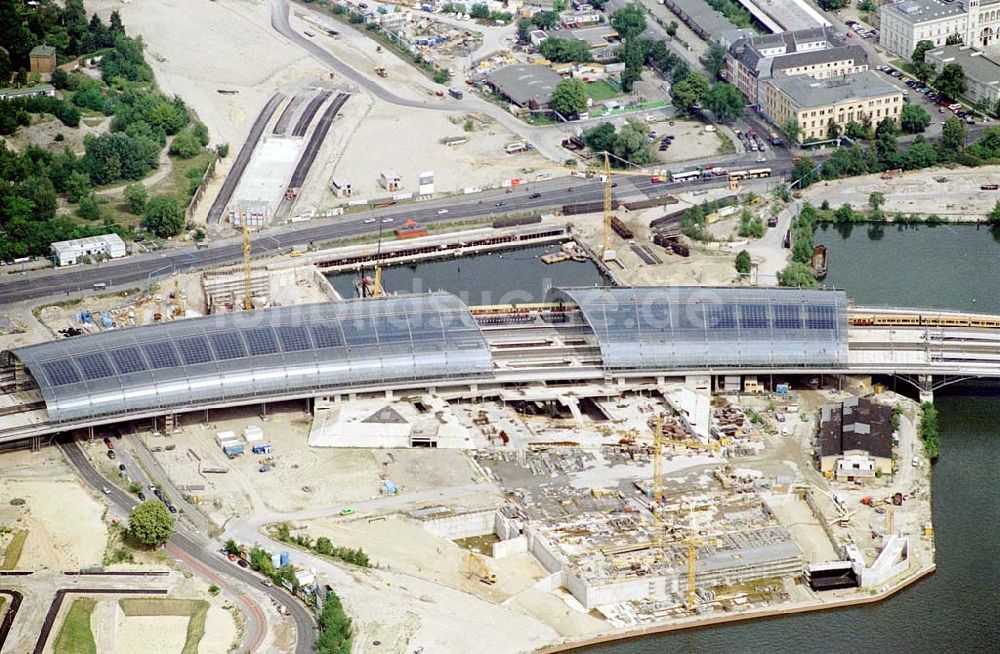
[879, 0, 1000, 59]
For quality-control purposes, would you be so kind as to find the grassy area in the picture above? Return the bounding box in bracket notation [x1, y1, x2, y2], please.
[118, 598, 209, 654]
[0, 596, 6, 611]
[150, 150, 215, 204]
[1, 530, 28, 570]
[584, 81, 620, 103]
[715, 132, 736, 155]
[53, 598, 97, 654]
[890, 59, 918, 78]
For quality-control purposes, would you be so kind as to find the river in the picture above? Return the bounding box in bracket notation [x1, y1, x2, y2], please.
[584, 224, 1000, 654]
[326, 243, 609, 305]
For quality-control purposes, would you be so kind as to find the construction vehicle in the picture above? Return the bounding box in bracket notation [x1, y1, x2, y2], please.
[374, 66, 387, 78]
[466, 551, 497, 585]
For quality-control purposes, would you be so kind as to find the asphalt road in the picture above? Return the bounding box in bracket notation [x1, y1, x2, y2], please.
[0, 163, 790, 305]
[58, 439, 316, 654]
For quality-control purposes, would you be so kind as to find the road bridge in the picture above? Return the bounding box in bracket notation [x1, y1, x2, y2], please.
[1, 289, 998, 444]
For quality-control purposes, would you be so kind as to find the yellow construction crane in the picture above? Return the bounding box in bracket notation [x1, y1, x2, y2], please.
[242, 221, 253, 311]
[172, 273, 184, 317]
[595, 151, 671, 262]
[684, 535, 718, 610]
[651, 413, 665, 560]
[466, 551, 497, 585]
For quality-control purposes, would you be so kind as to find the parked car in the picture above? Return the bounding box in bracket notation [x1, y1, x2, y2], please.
[102, 487, 111, 495]
[529, 193, 541, 199]
[118, 463, 126, 471]
[138, 492, 146, 501]
[107, 450, 116, 460]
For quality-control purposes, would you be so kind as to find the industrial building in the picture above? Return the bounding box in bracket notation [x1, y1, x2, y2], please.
[878, 0, 1000, 58]
[725, 27, 868, 105]
[565, 27, 621, 63]
[816, 397, 894, 480]
[759, 71, 904, 142]
[50, 234, 127, 267]
[925, 45, 1000, 108]
[485, 64, 563, 110]
[29, 45, 57, 75]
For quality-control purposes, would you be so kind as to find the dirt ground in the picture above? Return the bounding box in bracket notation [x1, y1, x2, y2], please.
[295, 514, 545, 601]
[150, 403, 485, 519]
[0, 448, 107, 570]
[803, 165, 1000, 219]
[650, 120, 733, 164]
[304, 93, 561, 208]
[114, 615, 189, 654]
[0, 113, 110, 156]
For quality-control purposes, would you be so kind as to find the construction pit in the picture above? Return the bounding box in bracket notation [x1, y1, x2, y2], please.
[124, 380, 935, 637]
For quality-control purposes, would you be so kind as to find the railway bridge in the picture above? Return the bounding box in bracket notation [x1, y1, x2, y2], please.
[1, 287, 998, 444]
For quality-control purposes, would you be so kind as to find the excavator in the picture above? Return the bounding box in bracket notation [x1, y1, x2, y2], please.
[466, 551, 497, 585]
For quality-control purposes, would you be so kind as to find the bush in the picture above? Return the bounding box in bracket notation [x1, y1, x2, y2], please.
[433, 69, 450, 84]
[124, 183, 148, 214]
[317, 591, 352, 654]
[735, 250, 751, 275]
[919, 402, 940, 460]
[77, 194, 101, 221]
[128, 500, 175, 546]
[215, 143, 229, 158]
[168, 129, 202, 158]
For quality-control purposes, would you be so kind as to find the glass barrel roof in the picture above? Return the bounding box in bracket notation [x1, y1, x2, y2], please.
[546, 287, 848, 370]
[8, 293, 492, 422]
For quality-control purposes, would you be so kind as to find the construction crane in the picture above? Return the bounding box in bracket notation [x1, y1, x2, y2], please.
[683, 535, 718, 610]
[595, 151, 672, 262]
[242, 221, 253, 311]
[466, 551, 497, 585]
[651, 413, 665, 560]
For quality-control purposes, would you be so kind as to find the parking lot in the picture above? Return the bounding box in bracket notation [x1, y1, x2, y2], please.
[877, 64, 981, 125]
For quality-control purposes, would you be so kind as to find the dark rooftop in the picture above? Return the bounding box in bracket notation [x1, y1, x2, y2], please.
[818, 397, 893, 459]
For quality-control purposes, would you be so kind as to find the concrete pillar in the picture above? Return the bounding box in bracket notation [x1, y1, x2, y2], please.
[384, 389, 394, 400]
[260, 402, 268, 419]
[917, 375, 934, 404]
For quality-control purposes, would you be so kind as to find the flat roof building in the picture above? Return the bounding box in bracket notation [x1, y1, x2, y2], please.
[0, 84, 56, 101]
[760, 70, 904, 142]
[50, 234, 127, 267]
[925, 45, 1000, 108]
[486, 64, 563, 109]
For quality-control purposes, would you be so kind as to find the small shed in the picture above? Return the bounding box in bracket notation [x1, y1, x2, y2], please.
[379, 170, 401, 192]
[29, 45, 56, 75]
[330, 176, 352, 197]
[244, 425, 264, 443]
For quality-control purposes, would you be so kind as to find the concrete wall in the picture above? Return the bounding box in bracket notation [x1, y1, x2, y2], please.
[419, 509, 496, 540]
[492, 535, 528, 559]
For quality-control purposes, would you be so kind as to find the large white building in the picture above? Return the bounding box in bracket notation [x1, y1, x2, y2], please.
[50, 234, 127, 267]
[879, 0, 1000, 58]
[926, 44, 1000, 106]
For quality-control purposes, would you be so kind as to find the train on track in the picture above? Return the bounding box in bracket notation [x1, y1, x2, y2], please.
[848, 312, 1000, 329]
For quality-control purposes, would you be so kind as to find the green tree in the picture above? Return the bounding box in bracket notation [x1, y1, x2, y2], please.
[216, 143, 230, 158]
[532, 11, 559, 29]
[918, 401, 940, 459]
[826, 118, 841, 140]
[77, 193, 100, 220]
[50, 68, 69, 89]
[869, 191, 885, 212]
[942, 116, 967, 152]
[610, 5, 646, 40]
[703, 82, 743, 121]
[611, 118, 655, 165]
[433, 68, 450, 84]
[224, 539, 241, 556]
[700, 43, 727, 80]
[516, 18, 533, 45]
[124, 182, 147, 214]
[619, 37, 648, 93]
[670, 71, 709, 113]
[899, 103, 931, 133]
[549, 78, 587, 117]
[781, 118, 801, 143]
[143, 196, 185, 237]
[778, 262, 819, 287]
[128, 500, 175, 546]
[817, 0, 847, 8]
[469, 3, 490, 20]
[988, 200, 1000, 227]
[666, 21, 678, 37]
[65, 170, 92, 203]
[934, 63, 966, 100]
[902, 138, 938, 169]
[539, 37, 592, 63]
[911, 39, 935, 82]
[735, 249, 751, 275]
[844, 120, 867, 140]
[790, 157, 819, 188]
[946, 32, 962, 46]
[584, 122, 617, 153]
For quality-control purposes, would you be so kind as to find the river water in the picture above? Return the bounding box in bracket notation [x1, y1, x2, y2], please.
[585, 224, 1000, 654]
[326, 243, 609, 305]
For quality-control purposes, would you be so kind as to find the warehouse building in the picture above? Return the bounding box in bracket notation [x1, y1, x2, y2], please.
[486, 64, 563, 110]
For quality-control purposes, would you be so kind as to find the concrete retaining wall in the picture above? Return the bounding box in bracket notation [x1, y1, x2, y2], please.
[492, 535, 527, 559]
[419, 509, 495, 540]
